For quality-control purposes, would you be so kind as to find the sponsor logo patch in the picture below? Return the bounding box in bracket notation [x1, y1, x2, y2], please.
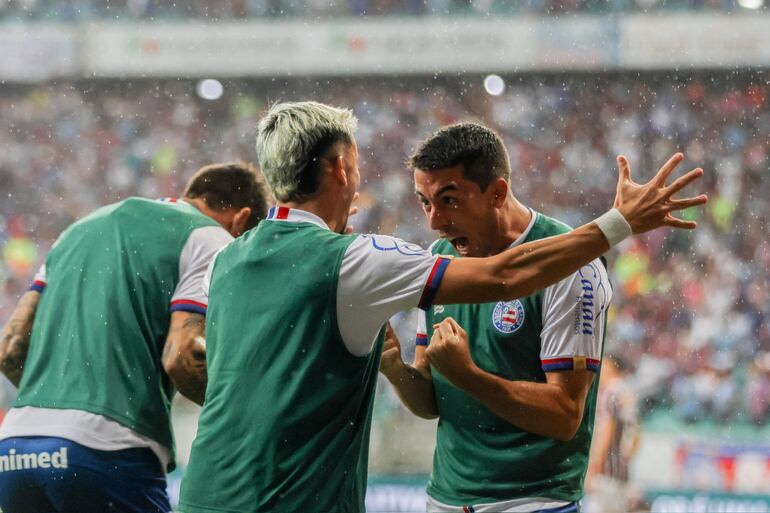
[492, 300, 525, 334]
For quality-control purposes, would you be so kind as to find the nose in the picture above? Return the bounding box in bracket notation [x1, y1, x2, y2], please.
[428, 207, 449, 232]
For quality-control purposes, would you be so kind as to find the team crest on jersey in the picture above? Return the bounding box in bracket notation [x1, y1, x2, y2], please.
[492, 300, 525, 334]
[434, 305, 445, 315]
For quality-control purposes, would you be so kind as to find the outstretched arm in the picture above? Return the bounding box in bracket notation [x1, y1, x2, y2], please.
[434, 153, 707, 306]
[0, 291, 41, 387]
[163, 311, 207, 405]
[380, 322, 438, 419]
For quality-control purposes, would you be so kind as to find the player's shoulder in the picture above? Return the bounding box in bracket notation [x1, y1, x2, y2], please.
[531, 211, 573, 237]
[150, 197, 223, 228]
[58, 198, 136, 236]
[187, 224, 234, 250]
[351, 233, 429, 258]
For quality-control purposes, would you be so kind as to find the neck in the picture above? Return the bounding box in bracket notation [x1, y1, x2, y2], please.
[280, 196, 348, 234]
[182, 196, 213, 217]
[490, 197, 532, 255]
[183, 196, 233, 233]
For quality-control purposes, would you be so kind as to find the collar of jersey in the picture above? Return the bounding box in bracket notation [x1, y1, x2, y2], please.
[265, 206, 330, 231]
[158, 197, 196, 213]
[506, 208, 537, 250]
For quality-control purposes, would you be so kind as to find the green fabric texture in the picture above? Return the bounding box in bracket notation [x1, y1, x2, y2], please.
[16, 198, 218, 471]
[426, 212, 604, 505]
[180, 220, 384, 513]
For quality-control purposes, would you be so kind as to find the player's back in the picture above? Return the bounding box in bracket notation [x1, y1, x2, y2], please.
[180, 218, 379, 513]
[15, 197, 218, 454]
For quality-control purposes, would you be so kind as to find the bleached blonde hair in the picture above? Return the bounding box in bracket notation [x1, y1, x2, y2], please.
[256, 101, 358, 202]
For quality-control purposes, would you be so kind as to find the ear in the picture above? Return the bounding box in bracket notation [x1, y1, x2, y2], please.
[229, 207, 252, 237]
[330, 155, 347, 187]
[490, 178, 509, 208]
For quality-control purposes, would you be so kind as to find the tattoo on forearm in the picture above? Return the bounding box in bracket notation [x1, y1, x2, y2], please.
[182, 314, 205, 331]
[164, 312, 207, 405]
[0, 291, 41, 387]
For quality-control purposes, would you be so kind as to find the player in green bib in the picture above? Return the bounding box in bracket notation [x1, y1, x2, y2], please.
[380, 124, 703, 512]
[0, 163, 270, 513]
[178, 102, 707, 513]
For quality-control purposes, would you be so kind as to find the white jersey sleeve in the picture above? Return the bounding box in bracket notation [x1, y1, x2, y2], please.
[30, 231, 65, 292]
[30, 264, 46, 292]
[540, 259, 611, 373]
[201, 245, 229, 299]
[337, 234, 450, 356]
[169, 225, 233, 315]
[415, 309, 429, 347]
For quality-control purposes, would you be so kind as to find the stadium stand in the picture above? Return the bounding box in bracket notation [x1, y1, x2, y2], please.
[0, 75, 767, 437]
[0, 0, 766, 21]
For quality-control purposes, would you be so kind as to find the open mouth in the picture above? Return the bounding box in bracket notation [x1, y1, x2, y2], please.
[450, 237, 470, 254]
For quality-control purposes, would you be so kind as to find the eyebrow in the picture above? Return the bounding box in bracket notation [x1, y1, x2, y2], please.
[415, 183, 459, 200]
[436, 183, 459, 195]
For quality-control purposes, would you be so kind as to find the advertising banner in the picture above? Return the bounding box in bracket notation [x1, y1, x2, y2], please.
[621, 14, 770, 69]
[81, 18, 614, 77]
[0, 24, 77, 81]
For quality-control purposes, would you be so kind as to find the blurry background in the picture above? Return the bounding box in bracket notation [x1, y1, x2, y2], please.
[0, 2, 768, 511]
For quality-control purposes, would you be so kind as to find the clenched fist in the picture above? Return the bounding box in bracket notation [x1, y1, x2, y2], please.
[379, 322, 404, 376]
[425, 317, 478, 388]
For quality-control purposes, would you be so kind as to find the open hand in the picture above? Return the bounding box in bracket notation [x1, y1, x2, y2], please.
[614, 153, 708, 234]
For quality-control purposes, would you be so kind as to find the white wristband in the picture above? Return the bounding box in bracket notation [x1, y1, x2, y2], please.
[595, 208, 632, 247]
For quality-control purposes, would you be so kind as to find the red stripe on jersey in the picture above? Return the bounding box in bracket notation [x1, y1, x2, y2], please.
[276, 207, 290, 219]
[170, 299, 208, 309]
[541, 357, 574, 365]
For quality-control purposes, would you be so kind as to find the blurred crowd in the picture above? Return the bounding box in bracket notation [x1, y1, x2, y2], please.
[0, 0, 765, 21]
[0, 73, 768, 431]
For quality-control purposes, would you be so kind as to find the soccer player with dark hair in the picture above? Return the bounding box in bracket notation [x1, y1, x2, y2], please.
[178, 102, 705, 513]
[0, 162, 270, 513]
[380, 122, 670, 512]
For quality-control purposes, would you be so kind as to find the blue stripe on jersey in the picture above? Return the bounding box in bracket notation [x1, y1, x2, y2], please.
[418, 257, 451, 311]
[169, 301, 207, 315]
